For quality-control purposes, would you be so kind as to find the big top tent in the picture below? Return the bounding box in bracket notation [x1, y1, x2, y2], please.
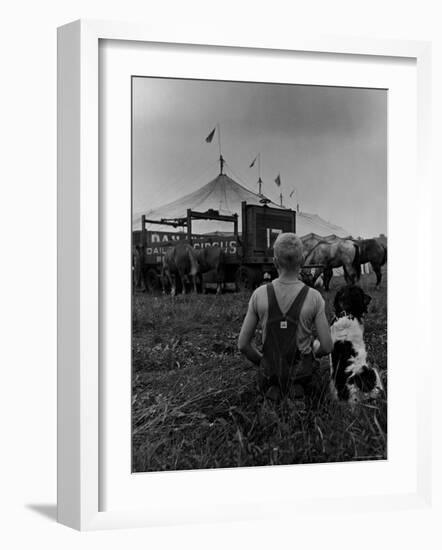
[132, 171, 350, 238]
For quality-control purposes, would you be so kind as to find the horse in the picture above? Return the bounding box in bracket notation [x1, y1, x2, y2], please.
[162, 242, 226, 296]
[301, 233, 340, 257]
[133, 244, 147, 292]
[355, 238, 387, 287]
[303, 239, 361, 290]
[301, 233, 323, 258]
[194, 245, 226, 295]
[301, 234, 341, 289]
[162, 242, 199, 296]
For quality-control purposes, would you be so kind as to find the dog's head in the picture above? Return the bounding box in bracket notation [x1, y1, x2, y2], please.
[334, 285, 372, 320]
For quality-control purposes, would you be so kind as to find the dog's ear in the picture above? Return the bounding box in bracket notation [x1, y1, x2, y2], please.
[334, 287, 345, 313]
[352, 367, 377, 393]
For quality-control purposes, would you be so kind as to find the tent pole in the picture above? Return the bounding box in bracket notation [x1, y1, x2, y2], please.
[217, 122, 224, 174]
[141, 215, 147, 248]
[186, 209, 192, 245]
[217, 122, 221, 156]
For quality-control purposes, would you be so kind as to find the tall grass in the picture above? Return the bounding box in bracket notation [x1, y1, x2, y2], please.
[132, 272, 387, 472]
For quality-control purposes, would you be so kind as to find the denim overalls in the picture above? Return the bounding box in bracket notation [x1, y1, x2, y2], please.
[259, 282, 318, 399]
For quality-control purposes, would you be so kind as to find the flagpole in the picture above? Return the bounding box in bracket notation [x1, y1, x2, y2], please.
[289, 188, 296, 205]
[217, 122, 224, 174]
[250, 152, 263, 193]
[217, 122, 221, 157]
[275, 173, 282, 204]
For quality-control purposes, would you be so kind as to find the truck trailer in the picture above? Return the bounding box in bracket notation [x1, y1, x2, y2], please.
[133, 200, 297, 292]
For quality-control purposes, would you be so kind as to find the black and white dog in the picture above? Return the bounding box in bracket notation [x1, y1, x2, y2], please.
[330, 285, 383, 404]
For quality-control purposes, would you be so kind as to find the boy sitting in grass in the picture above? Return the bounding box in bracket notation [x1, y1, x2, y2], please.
[238, 232, 332, 403]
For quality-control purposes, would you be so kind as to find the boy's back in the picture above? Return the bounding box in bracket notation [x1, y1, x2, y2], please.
[248, 278, 325, 355]
[238, 232, 333, 400]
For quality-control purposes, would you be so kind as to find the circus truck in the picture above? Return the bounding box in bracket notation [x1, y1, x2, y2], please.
[133, 200, 297, 292]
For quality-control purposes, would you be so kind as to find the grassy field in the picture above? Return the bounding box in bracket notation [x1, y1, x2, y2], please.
[132, 271, 387, 472]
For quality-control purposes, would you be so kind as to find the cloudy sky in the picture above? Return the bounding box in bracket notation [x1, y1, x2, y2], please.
[132, 77, 387, 237]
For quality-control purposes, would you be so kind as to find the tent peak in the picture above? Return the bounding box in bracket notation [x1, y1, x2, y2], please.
[219, 154, 225, 175]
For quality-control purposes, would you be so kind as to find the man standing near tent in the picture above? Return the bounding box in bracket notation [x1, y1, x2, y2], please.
[238, 233, 332, 404]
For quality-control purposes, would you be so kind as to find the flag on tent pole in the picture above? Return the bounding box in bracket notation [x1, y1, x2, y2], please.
[249, 156, 257, 168]
[205, 127, 216, 143]
[275, 174, 281, 187]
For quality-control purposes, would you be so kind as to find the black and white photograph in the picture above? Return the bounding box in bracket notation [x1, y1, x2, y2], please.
[131, 76, 387, 472]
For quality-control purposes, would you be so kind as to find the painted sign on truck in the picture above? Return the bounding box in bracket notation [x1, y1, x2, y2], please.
[133, 230, 238, 265]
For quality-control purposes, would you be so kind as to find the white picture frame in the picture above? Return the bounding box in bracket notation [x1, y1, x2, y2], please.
[57, 19, 432, 531]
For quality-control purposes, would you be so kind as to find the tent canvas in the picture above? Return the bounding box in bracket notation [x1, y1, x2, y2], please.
[133, 172, 350, 238]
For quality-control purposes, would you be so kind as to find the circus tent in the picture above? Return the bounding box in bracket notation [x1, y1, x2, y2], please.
[132, 171, 350, 238]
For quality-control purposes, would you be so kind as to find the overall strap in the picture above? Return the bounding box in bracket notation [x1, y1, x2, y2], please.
[285, 284, 310, 324]
[266, 283, 283, 321]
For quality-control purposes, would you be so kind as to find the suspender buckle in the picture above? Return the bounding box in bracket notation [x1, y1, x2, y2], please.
[280, 320, 287, 329]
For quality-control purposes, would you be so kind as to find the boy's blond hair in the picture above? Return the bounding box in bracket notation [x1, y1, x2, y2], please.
[273, 232, 303, 271]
